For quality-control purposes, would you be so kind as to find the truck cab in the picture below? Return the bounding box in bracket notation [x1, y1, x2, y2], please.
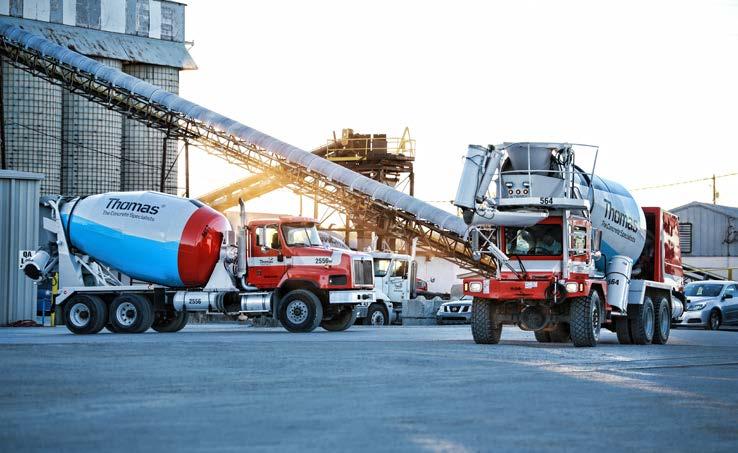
[358, 251, 416, 325]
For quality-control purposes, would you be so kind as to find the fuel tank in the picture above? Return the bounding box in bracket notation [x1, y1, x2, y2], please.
[60, 191, 230, 287]
[579, 175, 646, 271]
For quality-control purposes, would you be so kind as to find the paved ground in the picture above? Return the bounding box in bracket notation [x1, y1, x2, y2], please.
[1, 325, 737, 452]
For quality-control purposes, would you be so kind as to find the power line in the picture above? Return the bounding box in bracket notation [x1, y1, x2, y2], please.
[6, 120, 161, 168]
[632, 172, 738, 191]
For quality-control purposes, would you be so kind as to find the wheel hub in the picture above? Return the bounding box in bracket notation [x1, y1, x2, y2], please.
[69, 303, 90, 327]
[591, 300, 601, 341]
[116, 302, 138, 327]
[644, 305, 655, 339]
[286, 300, 309, 325]
[371, 311, 385, 326]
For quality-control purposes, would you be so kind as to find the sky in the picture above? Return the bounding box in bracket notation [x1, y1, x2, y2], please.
[178, 0, 738, 216]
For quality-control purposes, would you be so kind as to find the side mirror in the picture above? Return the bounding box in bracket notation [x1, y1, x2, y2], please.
[592, 228, 602, 253]
[723, 293, 733, 300]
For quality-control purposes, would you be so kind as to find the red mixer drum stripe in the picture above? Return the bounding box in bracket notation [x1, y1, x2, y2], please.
[177, 205, 230, 287]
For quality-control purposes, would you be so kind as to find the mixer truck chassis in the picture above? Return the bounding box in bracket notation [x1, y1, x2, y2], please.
[455, 142, 685, 347]
[22, 193, 374, 335]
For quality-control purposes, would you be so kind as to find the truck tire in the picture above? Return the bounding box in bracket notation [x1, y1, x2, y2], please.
[570, 291, 602, 347]
[278, 289, 323, 333]
[109, 294, 154, 334]
[615, 317, 632, 344]
[549, 323, 571, 343]
[471, 298, 502, 344]
[152, 310, 189, 333]
[534, 330, 551, 343]
[364, 303, 389, 326]
[63, 294, 108, 335]
[104, 323, 121, 333]
[652, 296, 671, 344]
[628, 296, 655, 345]
[321, 306, 357, 332]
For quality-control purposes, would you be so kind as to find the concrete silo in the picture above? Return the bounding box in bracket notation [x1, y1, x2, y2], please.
[122, 63, 180, 194]
[0, 1, 195, 197]
[0, 58, 62, 195]
[61, 57, 123, 196]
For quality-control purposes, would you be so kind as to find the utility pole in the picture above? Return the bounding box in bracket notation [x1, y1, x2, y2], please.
[712, 174, 718, 205]
[184, 141, 190, 198]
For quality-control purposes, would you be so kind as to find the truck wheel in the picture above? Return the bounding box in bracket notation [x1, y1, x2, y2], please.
[628, 296, 655, 345]
[652, 296, 671, 344]
[471, 298, 502, 344]
[615, 317, 632, 344]
[321, 306, 357, 332]
[278, 289, 323, 333]
[549, 323, 571, 343]
[570, 291, 602, 347]
[365, 303, 389, 326]
[63, 294, 108, 335]
[534, 330, 551, 343]
[152, 310, 189, 333]
[706, 309, 721, 330]
[109, 294, 154, 334]
[104, 323, 121, 333]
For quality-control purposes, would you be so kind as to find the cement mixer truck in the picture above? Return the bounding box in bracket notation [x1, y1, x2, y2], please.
[454, 142, 685, 347]
[20, 192, 374, 334]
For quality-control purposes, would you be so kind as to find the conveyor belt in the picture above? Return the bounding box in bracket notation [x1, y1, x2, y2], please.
[0, 24, 496, 274]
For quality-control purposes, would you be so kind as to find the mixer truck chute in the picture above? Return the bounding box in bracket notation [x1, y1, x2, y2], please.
[21, 192, 374, 335]
[454, 143, 685, 347]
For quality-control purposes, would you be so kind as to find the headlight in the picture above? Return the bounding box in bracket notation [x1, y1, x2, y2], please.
[468, 281, 483, 293]
[687, 303, 706, 311]
[565, 282, 579, 293]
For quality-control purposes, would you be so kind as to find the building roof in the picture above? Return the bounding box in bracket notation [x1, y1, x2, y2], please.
[671, 201, 738, 219]
[0, 16, 196, 69]
[0, 170, 44, 180]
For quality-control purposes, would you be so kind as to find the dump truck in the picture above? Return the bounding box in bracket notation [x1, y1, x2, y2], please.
[454, 143, 685, 346]
[20, 192, 374, 334]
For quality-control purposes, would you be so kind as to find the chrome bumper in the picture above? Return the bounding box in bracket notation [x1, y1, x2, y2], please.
[328, 290, 375, 304]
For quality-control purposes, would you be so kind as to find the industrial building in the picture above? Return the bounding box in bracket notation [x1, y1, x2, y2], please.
[0, 0, 194, 196]
[673, 201, 738, 279]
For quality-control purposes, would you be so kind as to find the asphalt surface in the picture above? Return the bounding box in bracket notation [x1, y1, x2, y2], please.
[1, 325, 737, 452]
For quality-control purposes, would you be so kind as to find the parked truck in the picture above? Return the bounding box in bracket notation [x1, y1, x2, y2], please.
[454, 142, 685, 347]
[20, 192, 375, 334]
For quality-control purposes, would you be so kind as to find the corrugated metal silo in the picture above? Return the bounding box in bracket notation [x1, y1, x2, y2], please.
[122, 64, 180, 195]
[61, 57, 123, 196]
[0, 170, 42, 325]
[0, 58, 62, 195]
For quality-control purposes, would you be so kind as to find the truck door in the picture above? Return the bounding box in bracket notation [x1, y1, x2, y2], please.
[387, 259, 410, 302]
[250, 224, 288, 287]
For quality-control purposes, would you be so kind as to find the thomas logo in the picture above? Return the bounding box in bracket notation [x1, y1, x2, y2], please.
[603, 199, 638, 233]
[105, 198, 161, 215]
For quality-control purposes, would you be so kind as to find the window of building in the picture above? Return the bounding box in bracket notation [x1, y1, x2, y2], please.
[679, 222, 693, 254]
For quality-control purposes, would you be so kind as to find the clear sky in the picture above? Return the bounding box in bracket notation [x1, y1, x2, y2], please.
[179, 0, 738, 215]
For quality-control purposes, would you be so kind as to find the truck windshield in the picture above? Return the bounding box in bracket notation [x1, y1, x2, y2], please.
[505, 224, 563, 256]
[374, 259, 391, 277]
[685, 283, 723, 297]
[282, 223, 322, 247]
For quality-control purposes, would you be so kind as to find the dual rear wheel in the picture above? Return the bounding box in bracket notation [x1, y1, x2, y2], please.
[64, 293, 188, 335]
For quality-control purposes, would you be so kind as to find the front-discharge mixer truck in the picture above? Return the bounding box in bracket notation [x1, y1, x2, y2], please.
[454, 142, 685, 347]
[20, 192, 374, 334]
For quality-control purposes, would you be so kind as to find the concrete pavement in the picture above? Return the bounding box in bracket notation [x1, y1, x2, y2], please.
[1, 325, 737, 452]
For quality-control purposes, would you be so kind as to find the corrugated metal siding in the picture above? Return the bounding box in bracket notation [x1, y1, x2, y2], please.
[0, 170, 41, 325]
[673, 205, 738, 257]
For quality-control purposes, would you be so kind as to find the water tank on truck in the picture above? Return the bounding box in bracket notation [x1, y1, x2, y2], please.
[59, 191, 230, 287]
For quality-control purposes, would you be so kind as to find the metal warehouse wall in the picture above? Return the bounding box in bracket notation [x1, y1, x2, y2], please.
[0, 170, 41, 325]
[672, 203, 738, 257]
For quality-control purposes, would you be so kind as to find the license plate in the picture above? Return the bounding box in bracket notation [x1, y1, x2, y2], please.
[525, 282, 538, 289]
